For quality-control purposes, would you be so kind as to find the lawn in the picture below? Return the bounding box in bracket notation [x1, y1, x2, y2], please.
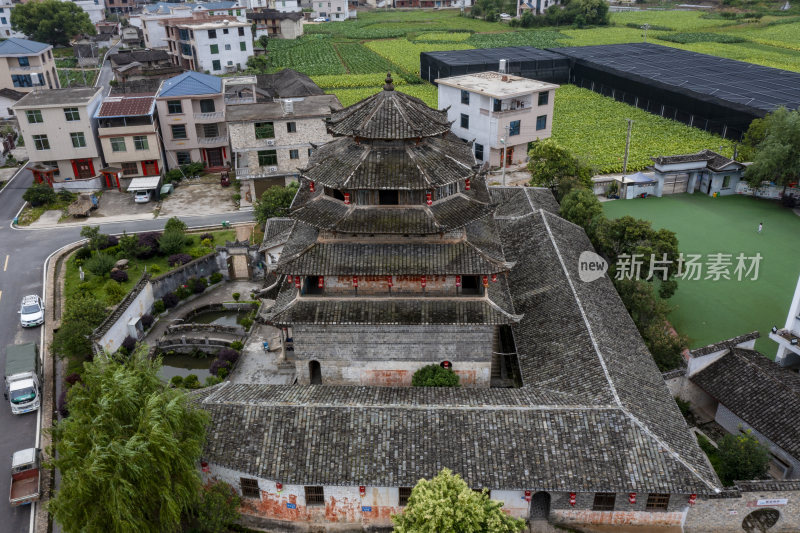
[602, 194, 800, 357]
[58, 68, 99, 88]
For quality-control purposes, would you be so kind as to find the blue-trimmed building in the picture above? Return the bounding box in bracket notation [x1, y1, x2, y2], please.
[0, 38, 58, 93]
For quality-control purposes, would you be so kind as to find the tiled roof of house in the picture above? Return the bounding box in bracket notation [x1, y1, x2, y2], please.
[12, 87, 101, 108]
[255, 69, 326, 99]
[690, 331, 760, 357]
[96, 95, 156, 117]
[200, 187, 721, 494]
[328, 75, 451, 140]
[0, 88, 26, 101]
[158, 71, 221, 97]
[260, 218, 295, 252]
[690, 347, 800, 457]
[651, 149, 744, 172]
[0, 38, 50, 55]
[248, 9, 304, 22]
[109, 49, 171, 66]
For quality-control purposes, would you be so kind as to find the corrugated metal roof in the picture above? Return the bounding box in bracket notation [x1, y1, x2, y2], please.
[158, 71, 221, 97]
[127, 176, 161, 191]
[96, 95, 155, 117]
[0, 38, 49, 56]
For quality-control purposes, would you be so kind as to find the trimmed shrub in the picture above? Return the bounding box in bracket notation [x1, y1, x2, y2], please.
[170, 375, 184, 388]
[175, 286, 191, 299]
[104, 279, 127, 305]
[168, 253, 193, 266]
[199, 232, 213, 242]
[110, 269, 129, 283]
[183, 374, 201, 389]
[23, 182, 56, 206]
[153, 299, 166, 314]
[65, 373, 81, 387]
[239, 317, 253, 330]
[201, 238, 213, 248]
[232, 292, 240, 301]
[140, 313, 154, 330]
[412, 364, 460, 387]
[209, 358, 232, 377]
[205, 376, 223, 387]
[137, 232, 161, 259]
[148, 264, 162, 274]
[162, 292, 178, 308]
[209, 272, 223, 284]
[57, 389, 69, 418]
[85, 253, 115, 277]
[216, 348, 239, 363]
[229, 340, 243, 351]
[120, 335, 136, 354]
[75, 247, 92, 261]
[159, 229, 186, 256]
[99, 235, 119, 249]
[192, 277, 208, 294]
[164, 217, 187, 234]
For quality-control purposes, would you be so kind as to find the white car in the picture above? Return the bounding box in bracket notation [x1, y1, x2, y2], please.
[313, 17, 327, 22]
[134, 190, 152, 203]
[19, 295, 44, 328]
[499, 13, 512, 19]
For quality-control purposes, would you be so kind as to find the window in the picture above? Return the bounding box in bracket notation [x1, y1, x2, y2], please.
[167, 100, 182, 114]
[203, 123, 219, 137]
[460, 90, 470, 105]
[722, 175, 731, 188]
[133, 135, 149, 150]
[32, 134, 49, 150]
[493, 98, 501, 112]
[308, 148, 313, 157]
[210, 44, 219, 54]
[110, 137, 126, 152]
[212, 60, 221, 71]
[199, 99, 215, 113]
[208, 29, 217, 39]
[64, 107, 80, 121]
[538, 91, 549, 106]
[240, 478, 260, 498]
[379, 190, 399, 205]
[12, 74, 32, 87]
[592, 493, 616, 511]
[25, 109, 43, 123]
[460, 113, 469, 129]
[17, 56, 28, 67]
[171, 124, 187, 139]
[254, 122, 274, 139]
[645, 494, 670, 511]
[289, 149, 299, 160]
[398, 487, 412, 506]
[240, 41, 246, 51]
[224, 44, 231, 51]
[70, 132, 86, 148]
[1, 18, 6, 25]
[176, 151, 191, 166]
[287, 122, 296, 133]
[223, 28, 229, 35]
[258, 150, 277, 166]
[121, 162, 138, 175]
[238, 27, 245, 36]
[474, 143, 484, 161]
[304, 486, 324, 506]
[536, 115, 547, 131]
[509, 120, 520, 136]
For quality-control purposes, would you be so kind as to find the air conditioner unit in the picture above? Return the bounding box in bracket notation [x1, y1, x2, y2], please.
[265, 139, 275, 146]
[268, 166, 278, 173]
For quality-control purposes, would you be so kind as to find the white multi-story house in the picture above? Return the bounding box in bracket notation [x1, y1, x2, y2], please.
[163, 13, 252, 74]
[0, 3, 24, 38]
[71, 0, 106, 25]
[249, 10, 304, 39]
[156, 71, 230, 170]
[269, 0, 302, 12]
[138, 1, 248, 48]
[13, 87, 104, 189]
[0, 38, 59, 92]
[311, 0, 351, 21]
[436, 70, 558, 168]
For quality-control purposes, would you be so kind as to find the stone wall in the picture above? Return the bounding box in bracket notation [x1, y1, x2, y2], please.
[150, 252, 225, 300]
[92, 275, 154, 354]
[685, 482, 800, 532]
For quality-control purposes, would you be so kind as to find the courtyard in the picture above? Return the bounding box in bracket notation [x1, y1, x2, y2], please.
[602, 193, 800, 357]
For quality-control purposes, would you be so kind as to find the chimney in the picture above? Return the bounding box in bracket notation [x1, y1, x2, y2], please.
[499, 59, 507, 74]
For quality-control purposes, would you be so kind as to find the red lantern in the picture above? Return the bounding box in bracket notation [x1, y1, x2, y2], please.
[426, 191, 432, 206]
[353, 276, 358, 288]
[465, 178, 470, 191]
[387, 276, 393, 288]
[491, 273, 497, 282]
[309, 181, 315, 192]
[276, 482, 283, 492]
[359, 486, 366, 497]
[344, 192, 350, 205]
[569, 493, 576, 506]
[628, 493, 636, 505]
[200, 461, 209, 473]
[286, 275, 293, 284]
[688, 494, 697, 506]
[421, 275, 426, 288]
[318, 276, 324, 289]
[482, 275, 489, 287]
[455, 275, 461, 287]
[524, 490, 532, 502]
[294, 276, 301, 288]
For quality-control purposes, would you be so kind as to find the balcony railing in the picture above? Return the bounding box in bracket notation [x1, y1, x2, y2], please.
[225, 96, 255, 105]
[199, 135, 227, 145]
[236, 166, 281, 178]
[194, 112, 224, 122]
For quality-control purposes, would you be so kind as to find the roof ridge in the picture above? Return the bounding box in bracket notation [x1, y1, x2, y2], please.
[731, 348, 800, 396]
[405, 141, 434, 188]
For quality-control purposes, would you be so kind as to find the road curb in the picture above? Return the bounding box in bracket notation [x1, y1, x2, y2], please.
[12, 209, 254, 231]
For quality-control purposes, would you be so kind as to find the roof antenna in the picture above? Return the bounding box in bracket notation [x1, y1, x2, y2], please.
[383, 72, 394, 92]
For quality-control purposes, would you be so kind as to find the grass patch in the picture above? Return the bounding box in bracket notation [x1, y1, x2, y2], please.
[57, 69, 99, 88]
[17, 192, 77, 226]
[657, 32, 748, 44]
[602, 194, 800, 356]
[696, 433, 722, 476]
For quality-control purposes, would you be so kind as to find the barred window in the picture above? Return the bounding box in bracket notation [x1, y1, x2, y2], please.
[645, 493, 670, 511]
[398, 487, 412, 506]
[592, 493, 616, 511]
[240, 478, 260, 498]
[305, 486, 324, 506]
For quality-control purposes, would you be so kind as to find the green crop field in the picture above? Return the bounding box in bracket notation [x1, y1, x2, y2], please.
[602, 194, 800, 357]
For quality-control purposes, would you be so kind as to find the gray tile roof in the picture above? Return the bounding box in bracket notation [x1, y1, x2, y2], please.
[328, 80, 452, 140]
[690, 347, 800, 457]
[690, 331, 760, 357]
[260, 218, 295, 252]
[651, 149, 744, 172]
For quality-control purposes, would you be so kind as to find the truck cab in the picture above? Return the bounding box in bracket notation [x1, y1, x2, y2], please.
[9, 448, 41, 507]
[4, 343, 41, 415]
[7, 378, 39, 414]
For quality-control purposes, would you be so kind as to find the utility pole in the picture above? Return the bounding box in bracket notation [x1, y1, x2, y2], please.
[622, 119, 633, 176]
[642, 23, 650, 42]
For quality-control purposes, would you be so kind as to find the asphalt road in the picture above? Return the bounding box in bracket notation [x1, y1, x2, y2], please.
[0, 168, 254, 533]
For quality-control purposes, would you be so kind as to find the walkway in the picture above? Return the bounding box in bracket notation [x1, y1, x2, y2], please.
[228, 322, 296, 385]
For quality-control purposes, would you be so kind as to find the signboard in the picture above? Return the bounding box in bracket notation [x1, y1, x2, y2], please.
[362, 506, 372, 512]
[286, 502, 297, 509]
[757, 499, 788, 507]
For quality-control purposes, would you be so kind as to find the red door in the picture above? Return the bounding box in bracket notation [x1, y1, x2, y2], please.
[505, 146, 514, 167]
[72, 159, 94, 179]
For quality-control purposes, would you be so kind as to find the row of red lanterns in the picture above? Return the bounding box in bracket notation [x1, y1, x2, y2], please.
[286, 274, 499, 288]
[521, 491, 697, 507]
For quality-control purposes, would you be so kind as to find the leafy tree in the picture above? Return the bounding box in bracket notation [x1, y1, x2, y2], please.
[257, 35, 269, 49]
[593, 216, 680, 281]
[560, 0, 610, 27]
[738, 116, 767, 162]
[11, 0, 95, 46]
[159, 229, 187, 256]
[48, 347, 209, 533]
[744, 107, 800, 191]
[80, 225, 108, 251]
[164, 216, 187, 234]
[253, 182, 299, 226]
[642, 321, 686, 371]
[23, 183, 56, 206]
[392, 468, 525, 533]
[118, 231, 144, 259]
[187, 480, 241, 533]
[412, 364, 460, 387]
[560, 188, 603, 230]
[716, 430, 770, 486]
[246, 54, 270, 73]
[527, 139, 592, 191]
[51, 295, 107, 360]
[84, 253, 115, 277]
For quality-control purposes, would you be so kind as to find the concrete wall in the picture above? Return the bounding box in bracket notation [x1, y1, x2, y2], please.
[95, 281, 155, 353]
[52, 174, 103, 192]
[151, 252, 225, 299]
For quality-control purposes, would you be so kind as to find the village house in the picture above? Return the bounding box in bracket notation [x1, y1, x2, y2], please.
[311, 0, 351, 21]
[120, 26, 145, 48]
[651, 149, 747, 196]
[13, 87, 104, 189]
[94, 94, 164, 190]
[248, 10, 304, 39]
[109, 49, 183, 85]
[137, 1, 247, 49]
[0, 2, 24, 39]
[156, 71, 229, 170]
[105, 0, 135, 14]
[0, 87, 25, 119]
[0, 38, 58, 92]
[73, 0, 106, 25]
[162, 13, 253, 74]
[436, 70, 558, 169]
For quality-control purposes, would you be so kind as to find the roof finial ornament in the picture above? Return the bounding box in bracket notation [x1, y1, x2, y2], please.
[383, 72, 394, 91]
